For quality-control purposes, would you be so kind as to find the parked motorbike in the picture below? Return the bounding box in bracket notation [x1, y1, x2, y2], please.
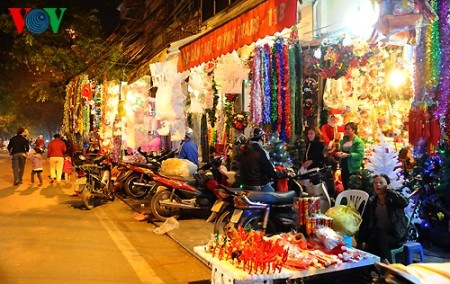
[74, 154, 115, 210]
[116, 149, 177, 199]
[149, 156, 225, 222]
[216, 167, 332, 236]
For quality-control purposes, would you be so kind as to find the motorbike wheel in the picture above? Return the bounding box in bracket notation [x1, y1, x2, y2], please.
[150, 189, 182, 222]
[214, 208, 234, 235]
[238, 211, 278, 235]
[81, 184, 96, 210]
[124, 174, 151, 199]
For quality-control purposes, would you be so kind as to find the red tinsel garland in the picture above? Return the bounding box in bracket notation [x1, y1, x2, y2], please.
[276, 43, 283, 133]
[283, 43, 291, 138]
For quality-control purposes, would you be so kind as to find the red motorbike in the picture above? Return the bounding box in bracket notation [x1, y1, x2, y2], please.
[149, 156, 226, 222]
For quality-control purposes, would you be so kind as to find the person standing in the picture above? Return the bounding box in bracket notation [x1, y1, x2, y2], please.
[179, 127, 199, 168]
[7, 127, 30, 186]
[35, 135, 45, 151]
[356, 174, 408, 263]
[301, 127, 326, 170]
[335, 122, 365, 190]
[47, 133, 67, 183]
[27, 147, 44, 186]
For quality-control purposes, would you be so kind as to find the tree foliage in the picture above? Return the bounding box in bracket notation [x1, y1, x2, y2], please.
[0, 0, 127, 133]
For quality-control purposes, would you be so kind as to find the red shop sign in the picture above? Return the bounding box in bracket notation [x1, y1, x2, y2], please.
[178, 0, 297, 72]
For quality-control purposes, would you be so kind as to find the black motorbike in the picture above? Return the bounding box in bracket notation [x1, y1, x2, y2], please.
[215, 167, 332, 236]
[74, 154, 115, 209]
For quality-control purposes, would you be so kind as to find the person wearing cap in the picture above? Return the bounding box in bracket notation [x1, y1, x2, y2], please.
[240, 127, 284, 192]
[7, 127, 30, 186]
[35, 135, 45, 151]
[179, 127, 199, 168]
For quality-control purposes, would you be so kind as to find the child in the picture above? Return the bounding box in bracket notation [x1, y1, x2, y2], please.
[62, 155, 73, 183]
[28, 147, 43, 186]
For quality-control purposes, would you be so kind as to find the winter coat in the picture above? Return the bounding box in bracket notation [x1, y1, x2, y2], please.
[240, 141, 278, 186]
[357, 189, 409, 245]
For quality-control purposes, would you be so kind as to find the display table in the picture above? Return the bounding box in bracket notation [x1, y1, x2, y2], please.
[194, 246, 380, 284]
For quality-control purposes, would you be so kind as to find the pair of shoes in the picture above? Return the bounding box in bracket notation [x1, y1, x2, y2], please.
[18, 180, 23, 184]
[38, 183, 43, 187]
[13, 182, 19, 186]
[50, 179, 55, 184]
[29, 183, 34, 187]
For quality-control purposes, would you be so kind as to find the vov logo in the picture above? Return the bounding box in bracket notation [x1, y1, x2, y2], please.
[8, 8, 67, 35]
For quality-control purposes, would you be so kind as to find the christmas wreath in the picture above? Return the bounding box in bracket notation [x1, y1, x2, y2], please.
[231, 112, 249, 131]
[312, 38, 375, 79]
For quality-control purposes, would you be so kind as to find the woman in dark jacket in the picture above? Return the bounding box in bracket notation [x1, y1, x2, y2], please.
[301, 127, 326, 170]
[356, 174, 409, 263]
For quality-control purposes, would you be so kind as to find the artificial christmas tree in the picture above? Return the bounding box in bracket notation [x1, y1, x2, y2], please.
[366, 140, 404, 190]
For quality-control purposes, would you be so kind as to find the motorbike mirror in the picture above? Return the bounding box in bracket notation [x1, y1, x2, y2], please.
[79, 155, 86, 160]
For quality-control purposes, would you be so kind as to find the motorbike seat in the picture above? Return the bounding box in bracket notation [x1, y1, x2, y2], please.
[128, 162, 158, 171]
[217, 184, 242, 194]
[158, 173, 197, 185]
[245, 190, 297, 205]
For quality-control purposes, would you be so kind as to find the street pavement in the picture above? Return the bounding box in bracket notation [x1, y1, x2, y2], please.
[0, 151, 210, 284]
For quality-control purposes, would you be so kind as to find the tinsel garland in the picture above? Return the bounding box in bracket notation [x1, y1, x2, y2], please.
[270, 42, 279, 124]
[276, 38, 283, 135]
[262, 44, 272, 124]
[437, 0, 450, 121]
[412, 24, 427, 105]
[425, 0, 440, 92]
[289, 45, 297, 138]
[250, 46, 263, 124]
[283, 43, 292, 140]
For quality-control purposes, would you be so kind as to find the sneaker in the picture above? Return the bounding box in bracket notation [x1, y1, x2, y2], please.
[38, 183, 43, 187]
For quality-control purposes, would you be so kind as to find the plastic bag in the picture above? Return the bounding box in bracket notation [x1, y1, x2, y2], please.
[153, 217, 179, 234]
[325, 202, 362, 236]
[160, 158, 197, 177]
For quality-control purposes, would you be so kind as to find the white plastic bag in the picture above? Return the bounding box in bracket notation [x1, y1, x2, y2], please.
[153, 217, 179, 234]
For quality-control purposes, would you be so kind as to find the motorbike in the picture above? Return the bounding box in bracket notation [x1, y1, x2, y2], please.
[149, 156, 226, 222]
[115, 149, 177, 199]
[206, 184, 243, 234]
[74, 154, 115, 209]
[216, 167, 332, 236]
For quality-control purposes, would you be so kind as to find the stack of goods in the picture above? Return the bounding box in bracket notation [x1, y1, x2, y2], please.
[206, 226, 365, 275]
[293, 197, 333, 236]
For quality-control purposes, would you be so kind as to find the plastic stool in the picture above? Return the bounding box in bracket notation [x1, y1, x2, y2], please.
[390, 244, 404, 263]
[404, 241, 424, 264]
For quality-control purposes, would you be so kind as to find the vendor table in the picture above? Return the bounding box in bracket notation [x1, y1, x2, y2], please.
[194, 246, 380, 284]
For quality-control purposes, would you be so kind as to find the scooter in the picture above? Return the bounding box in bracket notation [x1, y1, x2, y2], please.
[115, 149, 177, 199]
[149, 156, 225, 222]
[221, 167, 332, 236]
[74, 154, 115, 210]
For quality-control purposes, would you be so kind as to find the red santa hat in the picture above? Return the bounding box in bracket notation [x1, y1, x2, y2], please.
[329, 109, 341, 116]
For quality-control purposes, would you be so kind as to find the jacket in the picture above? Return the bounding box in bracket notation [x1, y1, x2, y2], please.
[47, 138, 67, 158]
[240, 141, 278, 186]
[7, 134, 30, 154]
[339, 135, 365, 173]
[28, 153, 43, 170]
[357, 189, 409, 245]
[179, 138, 199, 167]
[304, 140, 325, 169]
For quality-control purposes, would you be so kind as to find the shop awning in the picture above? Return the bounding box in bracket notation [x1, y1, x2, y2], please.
[177, 0, 298, 72]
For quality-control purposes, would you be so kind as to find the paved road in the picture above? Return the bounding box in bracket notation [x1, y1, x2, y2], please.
[0, 151, 210, 284]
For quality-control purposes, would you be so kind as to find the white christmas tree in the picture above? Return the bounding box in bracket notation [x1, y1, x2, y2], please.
[366, 140, 404, 190]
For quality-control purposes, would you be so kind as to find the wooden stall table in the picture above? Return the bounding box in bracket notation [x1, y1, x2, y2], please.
[194, 246, 380, 284]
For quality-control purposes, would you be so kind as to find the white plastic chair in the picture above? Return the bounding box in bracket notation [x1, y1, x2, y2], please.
[335, 190, 370, 215]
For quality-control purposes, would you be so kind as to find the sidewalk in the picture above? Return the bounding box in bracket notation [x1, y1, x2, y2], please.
[119, 195, 450, 265]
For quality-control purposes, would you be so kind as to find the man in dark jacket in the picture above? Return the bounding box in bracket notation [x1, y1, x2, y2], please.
[240, 127, 283, 192]
[7, 127, 30, 185]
